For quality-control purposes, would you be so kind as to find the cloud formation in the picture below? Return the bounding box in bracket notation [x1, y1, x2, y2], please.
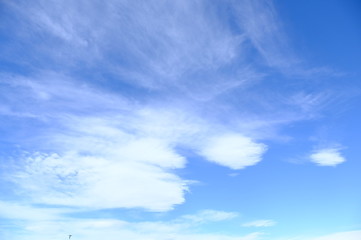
[13, 151, 187, 211]
[199, 134, 267, 169]
[310, 148, 345, 166]
[1, 72, 270, 212]
[0, 204, 262, 240]
[0, 0, 353, 239]
[181, 209, 239, 223]
[310, 230, 361, 240]
[242, 219, 277, 227]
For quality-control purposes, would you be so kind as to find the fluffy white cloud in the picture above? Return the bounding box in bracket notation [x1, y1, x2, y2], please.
[242, 219, 276, 227]
[310, 148, 345, 166]
[199, 134, 267, 169]
[13, 145, 187, 211]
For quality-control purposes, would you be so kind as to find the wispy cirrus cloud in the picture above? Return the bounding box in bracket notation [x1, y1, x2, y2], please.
[283, 230, 361, 240]
[231, 0, 336, 77]
[242, 219, 277, 227]
[309, 230, 361, 240]
[2, 0, 251, 93]
[0, 204, 262, 240]
[180, 209, 239, 224]
[0, 201, 72, 221]
[233, 0, 299, 71]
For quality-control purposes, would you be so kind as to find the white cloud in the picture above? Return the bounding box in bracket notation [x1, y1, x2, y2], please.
[0, 201, 70, 221]
[242, 219, 277, 227]
[5, 0, 252, 95]
[0, 72, 129, 119]
[12, 144, 188, 212]
[181, 209, 239, 224]
[199, 134, 267, 169]
[1, 72, 272, 211]
[310, 148, 345, 166]
[0, 205, 261, 240]
[281, 230, 361, 240]
[309, 230, 361, 240]
[168, 232, 264, 240]
[0, 74, 200, 212]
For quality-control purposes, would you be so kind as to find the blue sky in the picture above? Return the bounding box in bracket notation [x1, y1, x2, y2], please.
[0, 0, 361, 239]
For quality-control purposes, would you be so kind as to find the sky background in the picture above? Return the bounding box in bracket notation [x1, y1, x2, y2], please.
[0, 0, 361, 239]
